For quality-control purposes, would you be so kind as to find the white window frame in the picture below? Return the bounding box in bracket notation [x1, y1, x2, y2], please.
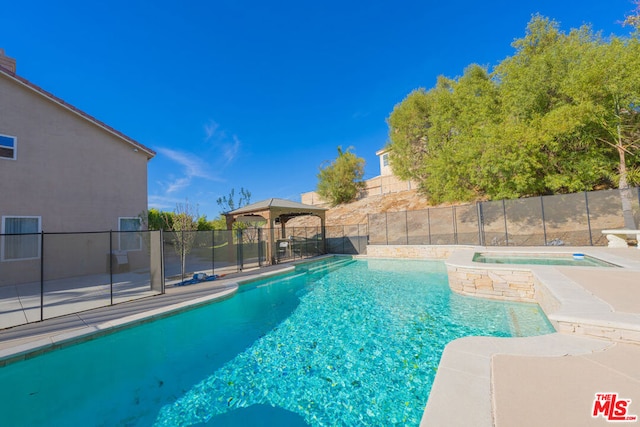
[0, 133, 17, 160]
[118, 217, 142, 251]
[1, 216, 42, 261]
[382, 153, 389, 167]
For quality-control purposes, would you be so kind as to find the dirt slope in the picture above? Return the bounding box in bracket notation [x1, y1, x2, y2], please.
[291, 189, 432, 226]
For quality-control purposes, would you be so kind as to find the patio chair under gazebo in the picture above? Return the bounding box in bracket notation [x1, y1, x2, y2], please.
[225, 198, 327, 264]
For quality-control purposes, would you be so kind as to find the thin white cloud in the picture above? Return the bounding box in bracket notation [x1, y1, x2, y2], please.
[156, 147, 224, 195]
[165, 177, 191, 194]
[148, 195, 183, 210]
[223, 135, 241, 164]
[158, 148, 215, 180]
[204, 120, 221, 142]
[203, 119, 241, 165]
[153, 121, 241, 199]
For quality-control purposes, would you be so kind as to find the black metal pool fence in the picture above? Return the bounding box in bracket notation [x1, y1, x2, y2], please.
[0, 187, 637, 328]
[0, 226, 364, 327]
[368, 187, 640, 247]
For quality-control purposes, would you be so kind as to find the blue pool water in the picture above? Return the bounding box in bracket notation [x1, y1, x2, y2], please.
[0, 258, 554, 426]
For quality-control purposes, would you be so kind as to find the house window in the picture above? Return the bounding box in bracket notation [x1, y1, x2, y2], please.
[119, 217, 142, 251]
[0, 134, 17, 160]
[2, 216, 41, 261]
[382, 153, 389, 167]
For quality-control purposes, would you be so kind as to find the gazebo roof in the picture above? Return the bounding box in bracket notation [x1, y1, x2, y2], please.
[228, 198, 327, 216]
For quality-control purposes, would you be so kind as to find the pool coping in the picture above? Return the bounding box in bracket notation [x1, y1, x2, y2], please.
[418, 245, 640, 426]
[0, 283, 240, 366]
[444, 247, 640, 343]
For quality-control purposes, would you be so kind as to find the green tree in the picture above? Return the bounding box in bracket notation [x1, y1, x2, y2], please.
[624, 0, 640, 30]
[214, 187, 258, 236]
[209, 216, 229, 230]
[216, 187, 252, 213]
[386, 88, 433, 187]
[316, 146, 366, 206]
[561, 31, 640, 227]
[196, 215, 216, 231]
[387, 66, 501, 203]
[429, 65, 501, 202]
[497, 16, 639, 225]
[387, 14, 640, 211]
[146, 208, 173, 231]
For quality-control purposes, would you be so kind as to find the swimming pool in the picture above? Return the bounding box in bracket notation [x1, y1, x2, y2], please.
[0, 257, 554, 426]
[472, 252, 618, 267]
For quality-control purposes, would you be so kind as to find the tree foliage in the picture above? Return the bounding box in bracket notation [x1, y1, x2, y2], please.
[170, 200, 200, 279]
[387, 15, 640, 209]
[146, 208, 172, 231]
[316, 146, 366, 206]
[216, 187, 252, 214]
[624, 0, 640, 30]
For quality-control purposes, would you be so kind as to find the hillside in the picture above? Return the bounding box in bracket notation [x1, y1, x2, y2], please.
[290, 189, 432, 226]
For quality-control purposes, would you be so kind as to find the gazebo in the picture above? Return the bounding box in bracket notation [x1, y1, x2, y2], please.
[225, 198, 327, 264]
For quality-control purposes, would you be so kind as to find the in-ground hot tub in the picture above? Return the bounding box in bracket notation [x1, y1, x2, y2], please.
[472, 252, 619, 268]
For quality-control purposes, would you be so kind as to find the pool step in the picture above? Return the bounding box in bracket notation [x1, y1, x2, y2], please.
[298, 257, 355, 275]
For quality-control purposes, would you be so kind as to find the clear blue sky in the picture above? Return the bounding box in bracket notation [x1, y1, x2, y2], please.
[1, 0, 635, 219]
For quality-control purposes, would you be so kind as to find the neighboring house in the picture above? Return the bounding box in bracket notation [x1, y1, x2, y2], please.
[301, 147, 416, 206]
[377, 148, 393, 177]
[0, 49, 155, 285]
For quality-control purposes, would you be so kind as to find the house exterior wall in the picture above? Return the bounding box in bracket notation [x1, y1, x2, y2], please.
[0, 73, 150, 232]
[376, 149, 392, 176]
[0, 71, 152, 285]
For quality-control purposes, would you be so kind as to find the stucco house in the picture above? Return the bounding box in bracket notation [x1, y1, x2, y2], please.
[0, 49, 155, 285]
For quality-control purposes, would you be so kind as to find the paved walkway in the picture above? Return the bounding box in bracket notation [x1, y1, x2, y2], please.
[0, 264, 241, 330]
[0, 263, 294, 362]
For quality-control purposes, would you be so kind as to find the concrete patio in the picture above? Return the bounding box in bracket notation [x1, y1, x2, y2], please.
[421, 246, 640, 426]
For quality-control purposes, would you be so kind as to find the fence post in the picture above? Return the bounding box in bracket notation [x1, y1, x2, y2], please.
[236, 229, 243, 271]
[585, 191, 593, 246]
[258, 228, 263, 267]
[367, 214, 370, 245]
[180, 230, 185, 284]
[540, 196, 548, 246]
[109, 230, 114, 305]
[294, 227, 298, 260]
[160, 229, 166, 294]
[477, 202, 485, 246]
[40, 230, 44, 321]
[385, 212, 389, 245]
[405, 211, 409, 245]
[452, 206, 458, 245]
[427, 208, 432, 245]
[502, 200, 509, 246]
